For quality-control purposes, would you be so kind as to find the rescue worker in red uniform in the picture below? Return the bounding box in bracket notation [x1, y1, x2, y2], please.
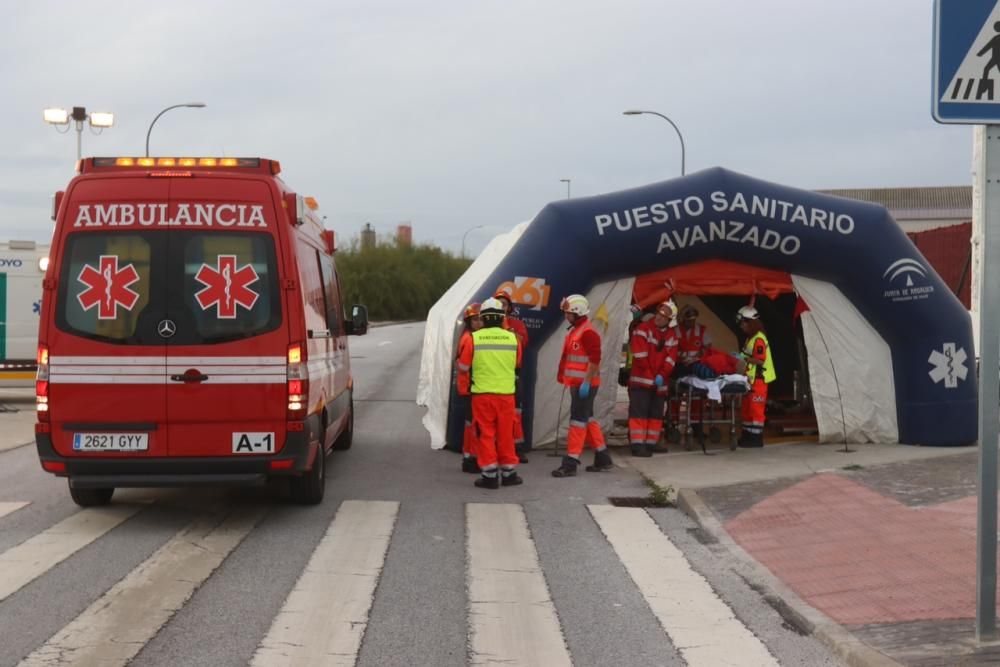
[552, 294, 614, 477]
[455, 302, 483, 473]
[628, 301, 679, 457]
[494, 288, 530, 463]
[675, 304, 713, 446]
[676, 304, 712, 369]
[735, 305, 775, 448]
[457, 298, 524, 488]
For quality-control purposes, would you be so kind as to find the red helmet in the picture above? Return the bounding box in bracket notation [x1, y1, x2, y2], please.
[493, 288, 513, 307]
[463, 302, 481, 320]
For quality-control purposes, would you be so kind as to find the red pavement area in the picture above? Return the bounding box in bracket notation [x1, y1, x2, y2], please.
[724, 473, 993, 625]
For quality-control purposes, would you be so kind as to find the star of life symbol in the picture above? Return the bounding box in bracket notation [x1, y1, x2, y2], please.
[194, 255, 259, 319]
[928, 342, 968, 389]
[76, 255, 141, 319]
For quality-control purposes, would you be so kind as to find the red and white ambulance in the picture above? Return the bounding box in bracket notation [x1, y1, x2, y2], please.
[35, 157, 367, 506]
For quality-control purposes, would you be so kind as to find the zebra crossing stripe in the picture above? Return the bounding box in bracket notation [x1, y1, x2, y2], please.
[252, 500, 399, 666]
[466, 503, 571, 667]
[20, 506, 265, 666]
[0, 505, 138, 603]
[0, 501, 29, 520]
[588, 505, 779, 667]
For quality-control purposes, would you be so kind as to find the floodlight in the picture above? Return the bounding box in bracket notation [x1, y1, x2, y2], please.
[43, 108, 69, 125]
[89, 112, 115, 128]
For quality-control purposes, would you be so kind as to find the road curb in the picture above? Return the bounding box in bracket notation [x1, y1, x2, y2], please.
[676, 487, 904, 667]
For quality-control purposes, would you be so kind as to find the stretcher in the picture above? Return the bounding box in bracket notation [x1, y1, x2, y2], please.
[665, 375, 751, 455]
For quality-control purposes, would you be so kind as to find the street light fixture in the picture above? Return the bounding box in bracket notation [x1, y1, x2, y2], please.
[42, 105, 115, 161]
[461, 225, 485, 259]
[560, 178, 571, 199]
[623, 109, 686, 176]
[145, 102, 207, 157]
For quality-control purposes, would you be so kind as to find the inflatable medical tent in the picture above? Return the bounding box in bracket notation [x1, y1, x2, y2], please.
[417, 168, 977, 449]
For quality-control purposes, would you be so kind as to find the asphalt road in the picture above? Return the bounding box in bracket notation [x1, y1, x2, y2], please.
[0, 322, 844, 666]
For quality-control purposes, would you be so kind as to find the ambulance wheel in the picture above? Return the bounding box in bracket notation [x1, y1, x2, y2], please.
[332, 397, 354, 451]
[290, 443, 326, 505]
[69, 485, 114, 507]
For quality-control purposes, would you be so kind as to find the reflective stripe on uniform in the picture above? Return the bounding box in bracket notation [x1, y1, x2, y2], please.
[632, 351, 649, 359]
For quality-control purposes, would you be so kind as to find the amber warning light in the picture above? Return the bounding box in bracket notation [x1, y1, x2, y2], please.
[91, 157, 263, 169]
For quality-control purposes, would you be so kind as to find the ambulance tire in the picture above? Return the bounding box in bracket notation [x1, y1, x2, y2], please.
[69, 485, 114, 507]
[290, 443, 326, 505]
[332, 397, 354, 451]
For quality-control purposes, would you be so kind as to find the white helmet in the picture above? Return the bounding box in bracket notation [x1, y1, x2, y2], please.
[480, 297, 506, 317]
[736, 305, 759, 322]
[655, 300, 678, 327]
[560, 294, 589, 316]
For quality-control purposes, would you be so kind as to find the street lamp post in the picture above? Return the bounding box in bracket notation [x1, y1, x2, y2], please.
[560, 178, 571, 199]
[461, 225, 485, 259]
[145, 103, 206, 157]
[42, 106, 115, 161]
[623, 109, 686, 176]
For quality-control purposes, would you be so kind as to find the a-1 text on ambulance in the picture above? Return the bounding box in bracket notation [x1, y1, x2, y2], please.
[35, 157, 368, 507]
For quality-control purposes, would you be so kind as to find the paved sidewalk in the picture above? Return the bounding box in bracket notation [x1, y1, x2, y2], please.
[625, 440, 1000, 666]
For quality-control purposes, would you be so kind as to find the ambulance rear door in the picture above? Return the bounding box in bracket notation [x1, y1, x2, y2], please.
[162, 178, 288, 457]
[48, 178, 168, 459]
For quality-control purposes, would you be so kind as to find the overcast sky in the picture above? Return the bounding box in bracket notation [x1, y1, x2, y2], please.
[0, 1, 973, 256]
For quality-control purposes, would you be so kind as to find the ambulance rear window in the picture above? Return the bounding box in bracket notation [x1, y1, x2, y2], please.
[54, 231, 280, 345]
[56, 233, 153, 343]
[174, 231, 280, 344]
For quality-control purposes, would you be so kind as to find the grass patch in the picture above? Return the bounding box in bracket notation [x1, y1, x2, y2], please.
[640, 473, 675, 508]
[841, 464, 864, 471]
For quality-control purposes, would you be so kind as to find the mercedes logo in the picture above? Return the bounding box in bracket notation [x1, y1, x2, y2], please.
[157, 319, 176, 338]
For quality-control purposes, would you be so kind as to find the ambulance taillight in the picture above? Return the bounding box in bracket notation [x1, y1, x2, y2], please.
[36, 345, 49, 422]
[287, 343, 309, 421]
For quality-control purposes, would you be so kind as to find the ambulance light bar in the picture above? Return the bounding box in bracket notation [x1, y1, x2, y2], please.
[92, 157, 262, 169]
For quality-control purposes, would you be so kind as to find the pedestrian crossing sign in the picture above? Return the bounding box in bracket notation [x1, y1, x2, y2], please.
[934, 0, 1000, 123]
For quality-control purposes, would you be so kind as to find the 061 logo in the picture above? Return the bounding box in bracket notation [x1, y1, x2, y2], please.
[496, 276, 550, 310]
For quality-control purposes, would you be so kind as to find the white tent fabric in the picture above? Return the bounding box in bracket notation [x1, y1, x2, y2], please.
[792, 275, 898, 443]
[417, 223, 528, 449]
[530, 278, 634, 446]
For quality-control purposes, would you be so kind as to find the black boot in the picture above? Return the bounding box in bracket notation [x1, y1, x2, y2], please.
[517, 447, 529, 464]
[551, 456, 579, 478]
[631, 443, 652, 458]
[501, 470, 524, 486]
[738, 431, 763, 448]
[462, 457, 481, 474]
[586, 448, 614, 472]
[692, 423, 706, 447]
[474, 474, 499, 489]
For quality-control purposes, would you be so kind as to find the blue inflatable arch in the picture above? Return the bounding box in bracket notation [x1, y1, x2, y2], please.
[451, 168, 976, 447]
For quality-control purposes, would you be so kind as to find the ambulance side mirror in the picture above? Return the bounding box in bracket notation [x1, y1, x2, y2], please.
[347, 304, 368, 335]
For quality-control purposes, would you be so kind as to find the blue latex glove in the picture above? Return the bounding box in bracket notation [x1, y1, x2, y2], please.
[654, 374, 664, 387]
[578, 381, 591, 399]
[730, 351, 744, 360]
